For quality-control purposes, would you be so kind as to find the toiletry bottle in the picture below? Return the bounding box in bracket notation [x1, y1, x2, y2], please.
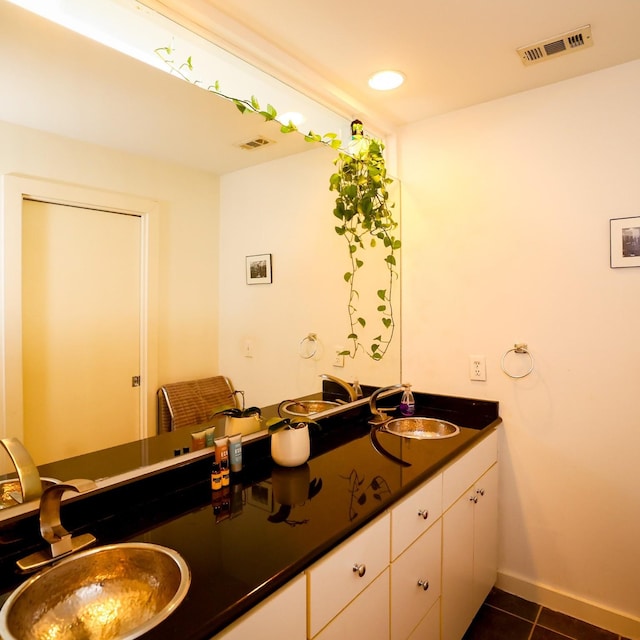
[399, 384, 415, 416]
[211, 462, 222, 491]
[352, 378, 363, 399]
[220, 458, 230, 487]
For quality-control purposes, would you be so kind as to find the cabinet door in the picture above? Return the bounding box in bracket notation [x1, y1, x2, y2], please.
[308, 514, 390, 638]
[472, 464, 498, 612]
[408, 598, 440, 640]
[214, 574, 306, 639]
[314, 568, 390, 640]
[391, 520, 441, 640]
[441, 488, 475, 640]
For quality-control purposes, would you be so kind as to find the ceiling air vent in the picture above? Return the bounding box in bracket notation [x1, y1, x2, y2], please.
[238, 137, 275, 150]
[517, 25, 593, 66]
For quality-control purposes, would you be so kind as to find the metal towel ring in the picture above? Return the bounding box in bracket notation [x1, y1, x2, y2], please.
[299, 333, 318, 359]
[501, 343, 534, 379]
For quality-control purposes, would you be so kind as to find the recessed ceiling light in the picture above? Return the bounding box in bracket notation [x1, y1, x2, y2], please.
[276, 111, 305, 127]
[368, 70, 405, 91]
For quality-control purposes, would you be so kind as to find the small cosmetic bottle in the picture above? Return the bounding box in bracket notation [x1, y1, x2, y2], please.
[221, 458, 230, 487]
[211, 462, 222, 491]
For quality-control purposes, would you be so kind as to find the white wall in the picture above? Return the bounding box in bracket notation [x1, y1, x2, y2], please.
[218, 146, 401, 408]
[0, 119, 221, 418]
[399, 60, 640, 635]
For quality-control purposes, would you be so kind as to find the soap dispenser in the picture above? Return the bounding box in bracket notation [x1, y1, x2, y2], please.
[399, 384, 415, 417]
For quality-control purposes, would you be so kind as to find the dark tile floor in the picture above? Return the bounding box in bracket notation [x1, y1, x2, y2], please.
[463, 588, 632, 640]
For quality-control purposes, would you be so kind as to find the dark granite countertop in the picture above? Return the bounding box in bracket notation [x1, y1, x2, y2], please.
[0, 391, 500, 639]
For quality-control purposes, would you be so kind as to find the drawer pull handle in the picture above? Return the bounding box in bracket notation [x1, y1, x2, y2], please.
[352, 563, 366, 578]
[417, 579, 430, 591]
[418, 509, 429, 520]
[476, 488, 485, 496]
[470, 496, 478, 504]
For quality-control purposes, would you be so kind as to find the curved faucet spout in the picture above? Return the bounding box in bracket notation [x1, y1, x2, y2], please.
[369, 384, 405, 425]
[0, 437, 42, 503]
[319, 374, 362, 402]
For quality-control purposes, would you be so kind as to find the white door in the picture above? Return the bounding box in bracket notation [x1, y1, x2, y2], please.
[21, 199, 142, 464]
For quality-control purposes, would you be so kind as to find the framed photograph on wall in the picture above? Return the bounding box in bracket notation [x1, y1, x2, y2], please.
[610, 217, 640, 268]
[246, 253, 272, 284]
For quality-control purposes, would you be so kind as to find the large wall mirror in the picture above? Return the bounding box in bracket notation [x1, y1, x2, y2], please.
[0, 2, 401, 486]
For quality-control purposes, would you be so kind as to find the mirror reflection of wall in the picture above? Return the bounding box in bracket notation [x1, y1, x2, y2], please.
[0, 1, 401, 466]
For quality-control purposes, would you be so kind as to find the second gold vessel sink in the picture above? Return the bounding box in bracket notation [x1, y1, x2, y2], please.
[279, 399, 340, 416]
[383, 417, 461, 440]
[0, 543, 190, 640]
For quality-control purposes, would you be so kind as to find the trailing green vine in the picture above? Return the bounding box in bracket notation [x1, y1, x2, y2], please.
[155, 46, 400, 361]
[330, 122, 400, 361]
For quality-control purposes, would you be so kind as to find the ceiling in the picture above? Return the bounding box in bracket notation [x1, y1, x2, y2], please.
[144, 0, 640, 135]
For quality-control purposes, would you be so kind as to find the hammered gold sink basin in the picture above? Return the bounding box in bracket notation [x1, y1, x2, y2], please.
[0, 543, 190, 640]
[383, 417, 461, 440]
[280, 399, 340, 416]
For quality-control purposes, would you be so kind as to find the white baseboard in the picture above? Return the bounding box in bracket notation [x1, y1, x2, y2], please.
[496, 571, 640, 640]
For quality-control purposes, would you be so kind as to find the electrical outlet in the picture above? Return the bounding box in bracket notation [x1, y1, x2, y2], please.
[469, 355, 486, 381]
[243, 339, 254, 358]
[333, 347, 345, 368]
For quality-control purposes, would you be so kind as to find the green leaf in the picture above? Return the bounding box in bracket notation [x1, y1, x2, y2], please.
[355, 259, 364, 268]
[377, 305, 386, 312]
[357, 317, 366, 328]
[347, 333, 358, 340]
[382, 318, 392, 328]
[344, 272, 352, 282]
[250, 95, 261, 110]
[386, 255, 397, 266]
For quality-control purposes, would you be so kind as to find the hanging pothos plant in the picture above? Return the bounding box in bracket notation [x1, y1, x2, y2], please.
[155, 47, 400, 361]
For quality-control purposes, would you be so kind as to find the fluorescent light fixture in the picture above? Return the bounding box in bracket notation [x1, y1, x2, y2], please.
[368, 70, 405, 91]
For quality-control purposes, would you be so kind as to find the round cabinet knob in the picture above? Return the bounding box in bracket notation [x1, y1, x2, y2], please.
[417, 509, 429, 520]
[476, 488, 486, 496]
[470, 495, 479, 504]
[417, 579, 430, 591]
[353, 563, 366, 578]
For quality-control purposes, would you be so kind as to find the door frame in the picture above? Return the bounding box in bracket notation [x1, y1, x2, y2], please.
[0, 174, 159, 442]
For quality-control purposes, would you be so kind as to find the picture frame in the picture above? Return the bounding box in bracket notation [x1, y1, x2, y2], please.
[610, 217, 640, 268]
[246, 253, 272, 284]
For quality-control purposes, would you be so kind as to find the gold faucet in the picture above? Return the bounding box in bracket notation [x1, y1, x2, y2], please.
[17, 479, 97, 572]
[0, 437, 43, 504]
[319, 374, 363, 402]
[369, 384, 405, 425]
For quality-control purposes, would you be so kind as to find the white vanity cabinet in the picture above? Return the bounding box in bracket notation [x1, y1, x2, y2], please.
[307, 513, 391, 638]
[441, 431, 498, 640]
[213, 573, 306, 640]
[214, 428, 499, 640]
[389, 473, 443, 640]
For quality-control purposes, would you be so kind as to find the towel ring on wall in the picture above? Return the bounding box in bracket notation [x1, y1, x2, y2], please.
[501, 343, 535, 379]
[299, 333, 318, 359]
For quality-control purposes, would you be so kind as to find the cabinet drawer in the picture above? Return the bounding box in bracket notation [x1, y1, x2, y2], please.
[314, 568, 390, 640]
[442, 430, 497, 510]
[308, 513, 390, 638]
[390, 519, 441, 640]
[390, 473, 442, 560]
[213, 574, 306, 639]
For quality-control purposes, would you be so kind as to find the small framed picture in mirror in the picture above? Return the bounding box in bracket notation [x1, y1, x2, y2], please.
[610, 217, 640, 268]
[246, 253, 273, 284]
